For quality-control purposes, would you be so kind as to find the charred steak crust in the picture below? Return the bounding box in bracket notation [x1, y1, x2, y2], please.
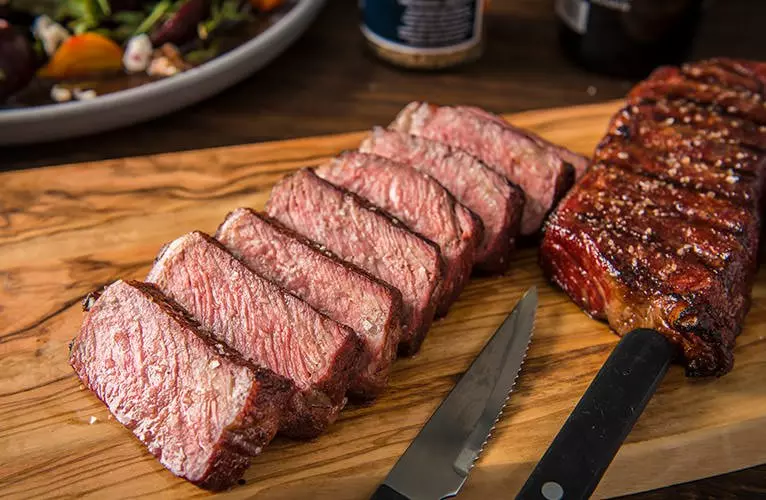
[215, 208, 404, 399]
[266, 168, 444, 356]
[630, 66, 766, 125]
[359, 127, 525, 273]
[541, 58, 766, 377]
[146, 231, 366, 439]
[315, 151, 482, 318]
[69, 280, 293, 491]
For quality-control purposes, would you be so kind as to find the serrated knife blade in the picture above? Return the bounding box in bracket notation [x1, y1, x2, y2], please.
[370, 287, 538, 500]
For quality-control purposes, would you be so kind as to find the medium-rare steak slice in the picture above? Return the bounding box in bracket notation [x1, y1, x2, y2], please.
[315, 151, 481, 317]
[267, 168, 442, 356]
[458, 105, 590, 179]
[216, 208, 403, 398]
[69, 280, 293, 490]
[630, 67, 766, 125]
[359, 127, 524, 272]
[146, 231, 364, 439]
[389, 101, 579, 234]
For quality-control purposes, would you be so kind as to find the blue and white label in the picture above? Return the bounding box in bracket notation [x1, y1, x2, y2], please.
[361, 0, 483, 55]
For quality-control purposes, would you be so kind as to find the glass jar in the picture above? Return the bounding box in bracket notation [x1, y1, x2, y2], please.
[555, 0, 705, 78]
[360, 0, 486, 70]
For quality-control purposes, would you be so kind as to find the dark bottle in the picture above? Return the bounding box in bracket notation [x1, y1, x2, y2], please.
[555, 0, 706, 78]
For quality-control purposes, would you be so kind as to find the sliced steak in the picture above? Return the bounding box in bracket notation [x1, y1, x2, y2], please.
[389, 101, 578, 234]
[315, 151, 481, 316]
[267, 168, 442, 355]
[69, 280, 293, 490]
[216, 208, 403, 398]
[458, 105, 590, 179]
[359, 127, 524, 272]
[146, 231, 364, 439]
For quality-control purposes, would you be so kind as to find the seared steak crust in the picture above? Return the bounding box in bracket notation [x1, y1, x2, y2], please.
[630, 66, 766, 125]
[216, 208, 403, 399]
[359, 128, 524, 272]
[69, 280, 293, 490]
[267, 168, 443, 356]
[146, 231, 364, 438]
[541, 58, 766, 377]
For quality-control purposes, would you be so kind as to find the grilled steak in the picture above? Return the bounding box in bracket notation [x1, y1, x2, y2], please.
[69, 280, 293, 490]
[597, 105, 766, 207]
[541, 59, 766, 377]
[610, 101, 766, 151]
[630, 66, 766, 125]
[267, 168, 442, 356]
[146, 231, 364, 438]
[359, 127, 524, 272]
[390, 102, 583, 234]
[681, 60, 764, 94]
[315, 151, 481, 316]
[216, 208, 403, 398]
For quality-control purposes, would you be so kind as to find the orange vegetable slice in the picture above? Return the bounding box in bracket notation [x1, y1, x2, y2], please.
[250, 0, 285, 12]
[38, 33, 123, 79]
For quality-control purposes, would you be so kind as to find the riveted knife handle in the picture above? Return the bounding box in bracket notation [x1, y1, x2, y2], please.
[517, 328, 675, 500]
[370, 484, 409, 500]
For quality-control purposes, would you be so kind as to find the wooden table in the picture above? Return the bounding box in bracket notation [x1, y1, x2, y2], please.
[3, 1, 766, 498]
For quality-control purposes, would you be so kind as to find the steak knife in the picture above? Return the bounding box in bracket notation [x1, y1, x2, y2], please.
[370, 287, 538, 500]
[517, 328, 676, 500]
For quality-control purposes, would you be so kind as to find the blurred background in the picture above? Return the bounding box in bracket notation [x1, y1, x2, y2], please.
[3, 0, 765, 170]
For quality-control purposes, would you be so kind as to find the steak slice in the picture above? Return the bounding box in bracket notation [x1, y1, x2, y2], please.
[216, 208, 403, 398]
[458, 105, 591, 179]
[359, 127, 524, 273]
[630, 67, 766, 125]
[69, 280, 293, 490]
[389, 101, 578, 234]
[146, 231, 364, 439]
[267, 168, 442, 356]
[315, 151, 481, 317]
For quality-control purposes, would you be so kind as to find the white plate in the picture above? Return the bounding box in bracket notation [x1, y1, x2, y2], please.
[0, 0, 325, 146]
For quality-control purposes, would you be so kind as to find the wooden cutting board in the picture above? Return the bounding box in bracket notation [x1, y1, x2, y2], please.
[2, 101, 765, 500]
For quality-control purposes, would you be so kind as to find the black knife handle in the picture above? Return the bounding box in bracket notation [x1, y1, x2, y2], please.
[370, 484, 409, 500]
[517, 328, 676, 500]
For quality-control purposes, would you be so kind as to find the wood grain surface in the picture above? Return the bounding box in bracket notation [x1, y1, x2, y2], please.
[2, 101, 766, 499]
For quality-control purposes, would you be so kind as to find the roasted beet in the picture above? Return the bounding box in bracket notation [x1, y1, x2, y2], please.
[150, 0, 210, 46]
[0, 20, 36, 102]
